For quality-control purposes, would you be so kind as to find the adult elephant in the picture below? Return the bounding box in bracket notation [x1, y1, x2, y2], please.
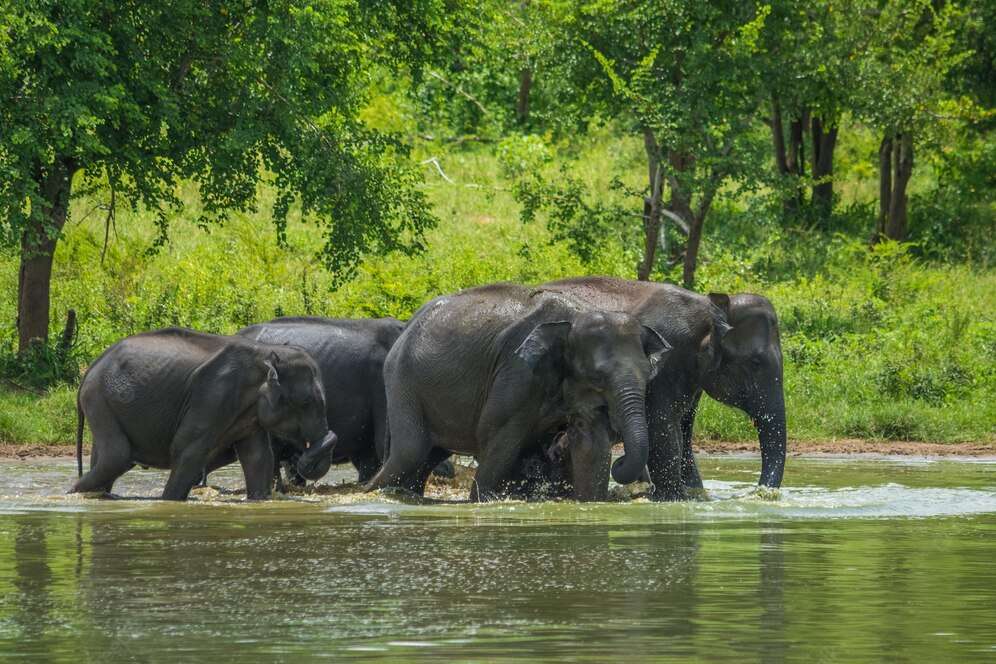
[71, 328, 338, 501]
[365, 283, 671, 501]
[540, 277, 785, 498]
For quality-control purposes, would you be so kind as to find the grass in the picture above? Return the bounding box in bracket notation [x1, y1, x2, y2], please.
[1, 126, 993, 447]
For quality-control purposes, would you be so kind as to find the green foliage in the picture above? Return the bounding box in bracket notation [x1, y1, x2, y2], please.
[1, 135, 994, 445]
[908, 129, 996, 265]
[0, 0, 463, 284]
[0, 338, 79, 391]
[411, 0, 562, 138]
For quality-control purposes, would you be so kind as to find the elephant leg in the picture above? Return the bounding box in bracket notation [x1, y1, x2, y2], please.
[645, 390, 687, 501]
[472, 414, 537, 502]
[397, 448, 452, 497]
[371, 381, 391, 466]
[70, 397, 134, 495]
[472, 446, 526, 502]
[365, 389, 433, 493]
[163, 428, 219, 501]
[199, 447, 237, 487]
[351, 444, 381, 484]
[681, 393, 704, 490]
[570, 423, 612, 502]
[236, 431, 275, 500]
[272, 441, 306, 487]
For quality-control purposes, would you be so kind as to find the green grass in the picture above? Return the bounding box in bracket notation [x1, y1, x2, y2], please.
[1, 128, 994, 447]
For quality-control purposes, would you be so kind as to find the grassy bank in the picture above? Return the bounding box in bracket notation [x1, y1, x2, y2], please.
[1, 131, 994, 447]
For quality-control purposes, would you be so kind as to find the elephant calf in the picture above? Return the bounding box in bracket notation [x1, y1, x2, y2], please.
[70, 328, 338, 501]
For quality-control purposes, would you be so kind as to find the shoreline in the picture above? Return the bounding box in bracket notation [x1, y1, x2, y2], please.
[3, 438, 994, 461]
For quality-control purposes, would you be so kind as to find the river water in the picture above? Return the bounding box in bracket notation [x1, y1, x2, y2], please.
[0, 455, 994, 662]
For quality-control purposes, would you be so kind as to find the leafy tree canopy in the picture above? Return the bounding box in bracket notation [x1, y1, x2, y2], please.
[0, 0, 463, 279]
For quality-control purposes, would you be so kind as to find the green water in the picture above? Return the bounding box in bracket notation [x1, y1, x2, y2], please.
[1, 455, 994, 662]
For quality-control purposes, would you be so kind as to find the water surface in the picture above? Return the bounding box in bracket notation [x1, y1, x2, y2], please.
[0, 455, 994, 662]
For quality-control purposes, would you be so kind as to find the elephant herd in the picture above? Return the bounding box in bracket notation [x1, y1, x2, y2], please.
[70, 275, 787, 502]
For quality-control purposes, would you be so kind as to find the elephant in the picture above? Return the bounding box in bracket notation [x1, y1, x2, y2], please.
[198, 316, 454, 489]
[365, 283, 671, 501]
[70, 328, 338, 501]
[536, 277, 786, 499]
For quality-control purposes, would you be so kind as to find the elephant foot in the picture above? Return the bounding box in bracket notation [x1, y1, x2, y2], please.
[750, 486, 781, 501]
[686, 486, 711, 502]
[375, 486, 429, 504]
[244, 493, 272, 502]
[650, 486, 689, 502]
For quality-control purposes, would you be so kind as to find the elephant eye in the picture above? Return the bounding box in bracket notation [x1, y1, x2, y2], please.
[749, 355, 764, 369]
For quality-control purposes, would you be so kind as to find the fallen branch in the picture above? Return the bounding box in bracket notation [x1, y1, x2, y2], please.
[418, 156, 508, 192]
[427, 71, 491, 116]
[420, 157, 456, 184]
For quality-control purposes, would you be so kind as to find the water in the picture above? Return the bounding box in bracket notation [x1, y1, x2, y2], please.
[1, 455, 995, 662]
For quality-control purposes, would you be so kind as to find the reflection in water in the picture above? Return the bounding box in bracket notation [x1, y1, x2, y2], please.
[0, 456, 993, 661]
[758, 525, 786, 664]
[13, 518, 53, 642]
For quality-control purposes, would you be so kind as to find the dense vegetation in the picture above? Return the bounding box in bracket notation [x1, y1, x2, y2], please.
[1, 0, 993, 446]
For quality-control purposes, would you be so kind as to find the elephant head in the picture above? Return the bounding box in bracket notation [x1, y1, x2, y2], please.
[699, 293, 786, 487]
[256, 350, 338, 480]
[514, 310, 671, 485]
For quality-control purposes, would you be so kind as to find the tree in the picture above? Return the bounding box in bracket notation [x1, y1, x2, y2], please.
[0, 0, 458, 353]
[548, 1, 771, 287]
[852, 0, 971, 243]
[759, 1, 863, 221]
[413, 0, 558, 138]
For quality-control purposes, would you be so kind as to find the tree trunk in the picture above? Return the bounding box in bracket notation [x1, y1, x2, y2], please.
[637, 127, 662, 281]
[667, 150, 696, 276]
[17, 159, 74, 352]
[810, 115, 838, 218]
[874, 135, 893, 242]
[516, 67, 533, 125]
[681, 178, 720, 290]
[682, 214, 704, 289]
[788, 109, 808, 178]
[771, 97, 789, 175]
[786, 109, 807, 210]
[885, 132, 913, 241]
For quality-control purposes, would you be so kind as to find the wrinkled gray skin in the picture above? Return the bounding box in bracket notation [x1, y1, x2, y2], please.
[365, 283, 669, 501]
[70, 328, 337, 501]
[198, 317, 404, 487]
[530, 278, 786, 499]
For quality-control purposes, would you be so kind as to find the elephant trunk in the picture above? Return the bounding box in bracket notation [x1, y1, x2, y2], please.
[608, 378, 650, 485]
[753, 388, 786, 487]
[296, 430, 337, 480]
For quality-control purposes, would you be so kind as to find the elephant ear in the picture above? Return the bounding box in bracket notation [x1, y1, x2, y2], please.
[263, 352, 283, 393]
[708, 292, 732, 318]
[513, 321, 572, 371]
[697, 315, 733, 377]
[640, 325, 671, 380]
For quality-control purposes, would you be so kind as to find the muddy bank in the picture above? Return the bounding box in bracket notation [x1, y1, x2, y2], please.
[695, 439, 996, 456]
[4, 438, 994, 461]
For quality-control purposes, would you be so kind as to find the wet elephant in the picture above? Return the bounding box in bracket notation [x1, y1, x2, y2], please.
[236, 316, 405, 485]
[365, 283, 670, 501]
[70, 328, 337, 501]
[540, 277, 785, 498]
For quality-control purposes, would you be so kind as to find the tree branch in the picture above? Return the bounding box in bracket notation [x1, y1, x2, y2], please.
[428, 70, 491, 116]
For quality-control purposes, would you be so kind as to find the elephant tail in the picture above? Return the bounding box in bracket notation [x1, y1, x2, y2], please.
[76, 397, 85, 478]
